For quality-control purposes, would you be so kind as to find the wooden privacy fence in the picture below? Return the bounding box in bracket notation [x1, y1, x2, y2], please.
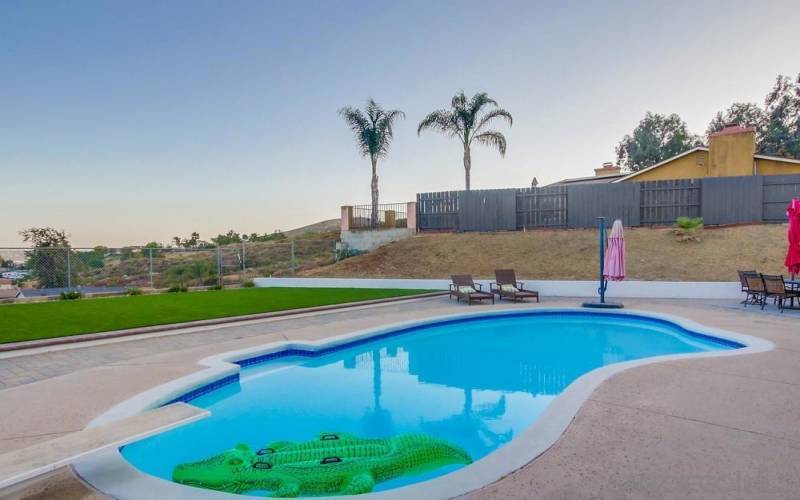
[416, 173, 800, 232]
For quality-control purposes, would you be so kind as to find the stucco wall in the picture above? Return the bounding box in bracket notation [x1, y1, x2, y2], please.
[341, 228, 415, 252]
[254, 277, 742, 299]
[709, 132, 755, 177]
[755, 158, 800, 175]
[625, 150, 706, 182]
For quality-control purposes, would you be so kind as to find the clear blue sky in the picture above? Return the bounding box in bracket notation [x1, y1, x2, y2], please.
[2, 0, 799, 246]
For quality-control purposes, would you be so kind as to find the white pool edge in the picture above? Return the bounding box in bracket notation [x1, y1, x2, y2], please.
[75, 307, 774, 500]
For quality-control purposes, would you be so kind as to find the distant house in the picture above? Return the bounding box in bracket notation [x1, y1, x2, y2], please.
[551, 125, 800, 186]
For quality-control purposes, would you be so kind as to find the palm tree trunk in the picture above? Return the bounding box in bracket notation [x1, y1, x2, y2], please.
[370, 155, 379, 227]
[463, 147, 472, 191]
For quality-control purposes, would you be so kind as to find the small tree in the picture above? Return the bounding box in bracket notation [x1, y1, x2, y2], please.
[706, 103, 766, 140]
[20, 227, 72, 288]
[338, 99, 405, 226]
[616, 112, 703, 172]
[418, 91, 512, 190]
[761, 73, 800, 159]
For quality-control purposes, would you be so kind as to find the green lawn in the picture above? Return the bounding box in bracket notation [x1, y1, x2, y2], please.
[0, 287, 434, 344]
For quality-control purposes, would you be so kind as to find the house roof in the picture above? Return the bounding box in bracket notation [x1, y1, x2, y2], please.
[753, 154, 800, 165]
[547, 173, 626, 186]
[611, 147, 709, 183]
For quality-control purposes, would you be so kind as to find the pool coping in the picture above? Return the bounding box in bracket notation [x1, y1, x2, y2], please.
[74, 307, 774, 500]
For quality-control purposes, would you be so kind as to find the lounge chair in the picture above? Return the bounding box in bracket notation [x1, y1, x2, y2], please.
[450, 275, 494, 305]
[761, 274, 800, 312]
[491, 269, 540, 303]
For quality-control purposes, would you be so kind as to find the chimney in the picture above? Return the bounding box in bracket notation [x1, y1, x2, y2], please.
[708, 125, 756, 177]
[594, 162, 621, 177]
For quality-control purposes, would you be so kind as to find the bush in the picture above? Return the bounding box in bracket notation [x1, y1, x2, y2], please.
[242, 280, 256, 288]
[126, 287, 142, 296]
[208, 283, 223, 291]
[60, 290, 83, 300]
[675, 216, 704, 241]
[167, 285, 189, 293]
[336, 247, 366, 261]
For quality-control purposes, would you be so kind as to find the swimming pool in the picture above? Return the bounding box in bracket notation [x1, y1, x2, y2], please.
[105, 309, 752, 498]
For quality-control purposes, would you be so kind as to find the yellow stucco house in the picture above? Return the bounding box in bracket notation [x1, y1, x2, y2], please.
[552, 125, 800, 186]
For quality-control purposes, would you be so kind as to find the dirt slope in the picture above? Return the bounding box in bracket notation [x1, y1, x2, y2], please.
[303, 224, 790, 281]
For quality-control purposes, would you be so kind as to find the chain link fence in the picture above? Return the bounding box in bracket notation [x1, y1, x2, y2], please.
[0, 239, 337, 298]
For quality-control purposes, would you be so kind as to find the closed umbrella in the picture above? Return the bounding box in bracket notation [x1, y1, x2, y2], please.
[583, 217, 624, 309]
[604, 219, 626, 281]
[786, 199, 800, 277]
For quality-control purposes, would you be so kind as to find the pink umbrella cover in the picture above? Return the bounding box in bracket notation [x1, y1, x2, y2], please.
[604, 219, 625, 281]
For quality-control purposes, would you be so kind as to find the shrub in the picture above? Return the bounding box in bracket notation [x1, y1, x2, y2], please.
[167, 285, 189, 293]
[242, 280, 256, 288]
[336, 247, 366, 261]
[126, 287, 143, 296]
[209, 283, 223, 291]
[675, 216, 704, 241]
[60, 290, 83, 300]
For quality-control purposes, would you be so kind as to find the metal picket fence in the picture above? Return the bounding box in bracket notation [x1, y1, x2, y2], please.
[0, 239, 337, 297]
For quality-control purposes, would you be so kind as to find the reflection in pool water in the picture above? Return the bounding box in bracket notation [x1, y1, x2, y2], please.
[121, 312, 736, 495]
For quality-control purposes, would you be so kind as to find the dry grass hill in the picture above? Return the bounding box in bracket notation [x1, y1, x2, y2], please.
[303, 224, 790, 282]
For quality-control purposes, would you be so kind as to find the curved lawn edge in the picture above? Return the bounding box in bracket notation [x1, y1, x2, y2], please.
[0, 288, 439, 346]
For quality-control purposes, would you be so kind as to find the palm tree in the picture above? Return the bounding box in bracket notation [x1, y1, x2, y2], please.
[418, 91, 512, 190]
[338, 99, 405, 226]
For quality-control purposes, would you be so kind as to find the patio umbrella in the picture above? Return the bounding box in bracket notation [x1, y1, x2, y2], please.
[604, 219, 626, 281]
[582, 217, 624, 308]
[785, 198, 800, 277]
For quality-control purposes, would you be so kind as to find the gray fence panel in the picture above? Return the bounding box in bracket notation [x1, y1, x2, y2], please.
[458, 189, 517, 231]
[763, 174, 800, 223]
[417, 173, 800, 232]
[516, 186, 568, 228]
[701, 176, 763, 225]
[640, 179, 701, 225]
[566, 183, 640, 228]
[417, 191, 459, 231]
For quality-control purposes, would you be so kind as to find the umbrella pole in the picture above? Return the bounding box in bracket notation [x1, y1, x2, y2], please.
[598, 217, 607, 304]
[582, 216, 623, 309]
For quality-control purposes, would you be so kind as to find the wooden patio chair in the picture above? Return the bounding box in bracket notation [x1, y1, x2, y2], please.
[737, 271, 764, 305]
[450, 275, 494, 305]
[761, 274, 800, 312]
[491, 269, 540, 303]
[737, 270, 757, 293]
[743, 273, 766, 307]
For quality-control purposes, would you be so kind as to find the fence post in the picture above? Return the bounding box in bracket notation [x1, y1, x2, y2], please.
[216, 246, 222, 287]
[242, 241, 246, 284]
[290, 239, 296, 275]
[66, 247, 72, 290]
[148, 248, 154, 289]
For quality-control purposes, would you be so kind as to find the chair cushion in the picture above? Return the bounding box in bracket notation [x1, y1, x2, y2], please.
[458, 286, 476, 294]
[500, 284, 519, 293]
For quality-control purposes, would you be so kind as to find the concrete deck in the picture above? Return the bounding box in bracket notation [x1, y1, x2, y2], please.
[0, 296, 798, 499]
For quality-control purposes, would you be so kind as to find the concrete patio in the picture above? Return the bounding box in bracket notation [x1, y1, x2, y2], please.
[1, 296, 798, 499]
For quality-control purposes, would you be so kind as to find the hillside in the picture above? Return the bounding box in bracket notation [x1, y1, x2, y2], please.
[284, 219, 340, 238]
[303, 224, 791, 282]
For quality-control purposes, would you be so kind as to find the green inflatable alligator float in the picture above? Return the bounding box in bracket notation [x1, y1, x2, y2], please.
[172, 432, 472, 497]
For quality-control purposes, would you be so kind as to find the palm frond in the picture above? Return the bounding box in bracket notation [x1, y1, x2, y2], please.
[417, 110, 461, 139]
[469, 92, 498, 116]
[475, 108, 513, 132]
[339, 101, 404, 158]
[473, 130, 507, 156]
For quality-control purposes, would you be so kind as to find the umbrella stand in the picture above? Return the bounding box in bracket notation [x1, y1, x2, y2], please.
[583, 217, 623, 309]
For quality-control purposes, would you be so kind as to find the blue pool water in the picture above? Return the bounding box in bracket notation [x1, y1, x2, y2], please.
[121, 311, 739, 494]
